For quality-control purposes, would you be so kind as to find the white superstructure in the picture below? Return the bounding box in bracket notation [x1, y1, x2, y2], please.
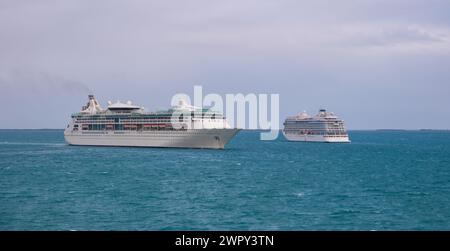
[64, 95, 240, 149]
[283, 109, 350, 143]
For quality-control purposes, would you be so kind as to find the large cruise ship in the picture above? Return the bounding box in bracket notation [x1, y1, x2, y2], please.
[283, 109, 350, 143]
[64, 95, 240, 149]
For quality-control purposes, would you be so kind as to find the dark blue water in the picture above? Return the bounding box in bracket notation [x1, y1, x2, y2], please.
[1, 129, 449, 230]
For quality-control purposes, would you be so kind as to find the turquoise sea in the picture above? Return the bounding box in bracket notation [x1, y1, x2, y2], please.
[0, 129, 449, 230]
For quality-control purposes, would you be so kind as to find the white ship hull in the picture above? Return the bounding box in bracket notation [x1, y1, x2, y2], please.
[283, 132, 350, 143]
[64, 129, 240, 149]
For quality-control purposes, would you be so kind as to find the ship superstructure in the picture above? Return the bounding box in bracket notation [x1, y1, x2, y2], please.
[283, 109, 350, 143]
[64, 95, 240, 149]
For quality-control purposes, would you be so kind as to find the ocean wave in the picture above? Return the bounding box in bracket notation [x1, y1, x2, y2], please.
[0, 142, 65, 146]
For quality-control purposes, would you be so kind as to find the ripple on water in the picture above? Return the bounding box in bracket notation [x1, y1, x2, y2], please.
[1, 130, 450, 230]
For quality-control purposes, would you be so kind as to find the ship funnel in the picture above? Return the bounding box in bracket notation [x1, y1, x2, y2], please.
[81, 95, 103, 114]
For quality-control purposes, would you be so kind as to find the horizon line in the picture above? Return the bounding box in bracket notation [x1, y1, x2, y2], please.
[0, 128, 449, 131]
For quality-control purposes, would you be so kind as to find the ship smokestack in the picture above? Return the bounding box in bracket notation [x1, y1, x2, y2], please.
[81, 94, 103, 114]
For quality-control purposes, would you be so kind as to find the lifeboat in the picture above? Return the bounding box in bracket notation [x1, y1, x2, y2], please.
[123, 124, 138, 129]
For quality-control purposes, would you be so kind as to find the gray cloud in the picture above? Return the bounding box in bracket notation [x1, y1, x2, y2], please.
[336, 24, 448, 49]
[0, 69, 92, 95]
[0, 0, 450, 129]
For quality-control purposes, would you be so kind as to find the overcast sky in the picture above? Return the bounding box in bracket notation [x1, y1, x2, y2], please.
[1, 0, 449, 129]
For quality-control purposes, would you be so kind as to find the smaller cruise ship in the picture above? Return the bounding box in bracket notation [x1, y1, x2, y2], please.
[283, 109, 350, 143]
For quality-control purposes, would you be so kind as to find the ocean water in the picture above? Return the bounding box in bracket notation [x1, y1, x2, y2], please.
[0, 129, 449, 230]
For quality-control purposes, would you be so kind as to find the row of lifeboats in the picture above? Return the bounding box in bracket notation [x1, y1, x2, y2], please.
[286, 129, 346, 136]
[80, 123, 177, 130]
